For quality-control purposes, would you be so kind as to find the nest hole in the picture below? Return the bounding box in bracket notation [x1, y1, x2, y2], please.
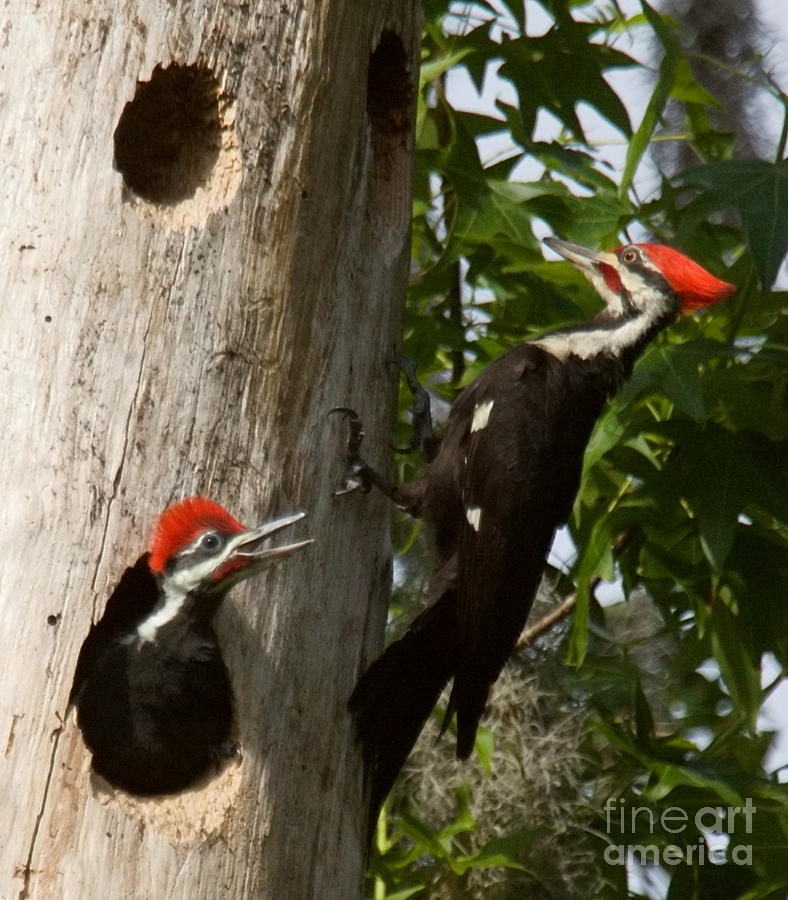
[367, 31, 412, 138]
[114, 64, 223, 205]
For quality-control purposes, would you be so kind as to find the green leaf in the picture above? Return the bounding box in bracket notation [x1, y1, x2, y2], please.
[619, 1, 684, 198]
[390, 10, 788, 898]
[555, 191, 633, 246]
[379, 888, 425, 900]
[487, 178, 567, 204]
[456, 22, 503, 94]
[473, 726, 494, 774]
[632, 676, 656, 746]
[420, 49, 473, 86]
[735, 881, 788, 900]
[526, 140, 619, 192]
[711, 601, 762, 731]
[647, 762, 743, 807]
[567, 506, 618, 665]
[496, 0, 525, 33]
[498, 28, 634, 143]
[454, 827, 542, 874]
[455, 110, 510, 140]
[422, 0, 454, 20]
[639, 0, 680, 55]
[670, 58, 720, 107]
[625, 339, 732, 423]
[583, 405, 628, 470]
[594, 718, 745, 805]
[620, 52, 677, 199]
[677, 158, 788, 289]
[653, 421, 788, 573]
[398, 812, 453, 859]
[704, 366, 788, 441]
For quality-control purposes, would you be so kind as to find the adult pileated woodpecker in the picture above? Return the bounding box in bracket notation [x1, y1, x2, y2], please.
[69, 497, 312, 796]
[336, 237, 734, 819]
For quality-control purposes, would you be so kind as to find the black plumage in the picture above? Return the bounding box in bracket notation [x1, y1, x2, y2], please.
[69, 554, 235, 795]
[340, 237, 735, 822]
[69, 497, 311, 796]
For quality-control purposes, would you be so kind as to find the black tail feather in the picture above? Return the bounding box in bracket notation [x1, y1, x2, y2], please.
[447, 675, 489, 760]
[349, 592, 457, 828]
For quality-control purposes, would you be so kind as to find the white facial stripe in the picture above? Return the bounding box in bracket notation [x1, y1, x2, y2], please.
[465, 506, 482, 532]
[471, 399, 494, 432]
[178, 532, 215, 557]
[136, 557, 220, 642]
[169, 556, 223, 594]
[136, 583, 188, 643]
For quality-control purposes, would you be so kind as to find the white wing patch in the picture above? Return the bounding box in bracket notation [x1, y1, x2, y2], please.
[471, 399, 494, 432]
[465, 505, 483, 532]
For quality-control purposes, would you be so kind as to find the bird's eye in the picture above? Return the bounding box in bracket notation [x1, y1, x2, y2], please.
[201, 533, 221, 551]
[622, 247, 639, 264]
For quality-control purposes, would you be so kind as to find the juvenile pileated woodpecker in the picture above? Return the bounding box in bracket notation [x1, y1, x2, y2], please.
[337, 237, 734, 818]
[69, 497, 312, 796]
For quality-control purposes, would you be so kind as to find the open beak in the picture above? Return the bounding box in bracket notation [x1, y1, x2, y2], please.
[543, 236, 617, 273]
[227, 512, 313, 563]
[211, 513, 313, 589]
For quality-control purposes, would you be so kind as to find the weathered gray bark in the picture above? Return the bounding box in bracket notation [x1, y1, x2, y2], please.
[0, 2, 419, 897]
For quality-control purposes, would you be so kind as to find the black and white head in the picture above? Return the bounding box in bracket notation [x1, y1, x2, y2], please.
[539, 237, 735, 359]
[137, 497, 312, 642]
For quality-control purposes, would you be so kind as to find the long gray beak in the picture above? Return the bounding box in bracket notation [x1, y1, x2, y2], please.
[543, 236, 617, 272]
[227, 512, 313, 564]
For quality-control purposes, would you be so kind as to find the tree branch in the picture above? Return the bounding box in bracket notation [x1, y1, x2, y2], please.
[516, 590, 579, 649]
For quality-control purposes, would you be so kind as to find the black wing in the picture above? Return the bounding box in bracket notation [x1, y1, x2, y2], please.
[68, 553, 158, 708]
[446, 344, 602, 755]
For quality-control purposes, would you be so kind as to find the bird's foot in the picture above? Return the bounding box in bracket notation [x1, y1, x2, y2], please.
[388, 355, 436, 461]
[328, 407, 375, 495]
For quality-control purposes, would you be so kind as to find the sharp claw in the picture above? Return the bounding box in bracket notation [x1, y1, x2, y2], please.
[330, 355, 430, 498]
[386, 354, 414, 371]
[386, 354, 419, 383]
[384, 356, 435, 458]
[330, 406, 372, 495]
[333, 473, 368, 496]
[391, 436, 421, 453]
[329, 407, 365, 452]
[334, 484, 358, 496]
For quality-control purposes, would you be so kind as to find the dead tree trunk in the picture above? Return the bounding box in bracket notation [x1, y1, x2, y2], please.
[0, 2, 418, 897]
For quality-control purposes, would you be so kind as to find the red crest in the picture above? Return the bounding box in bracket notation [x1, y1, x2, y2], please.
[636, 244, 735, 310]
[148, 497, 246, 574]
